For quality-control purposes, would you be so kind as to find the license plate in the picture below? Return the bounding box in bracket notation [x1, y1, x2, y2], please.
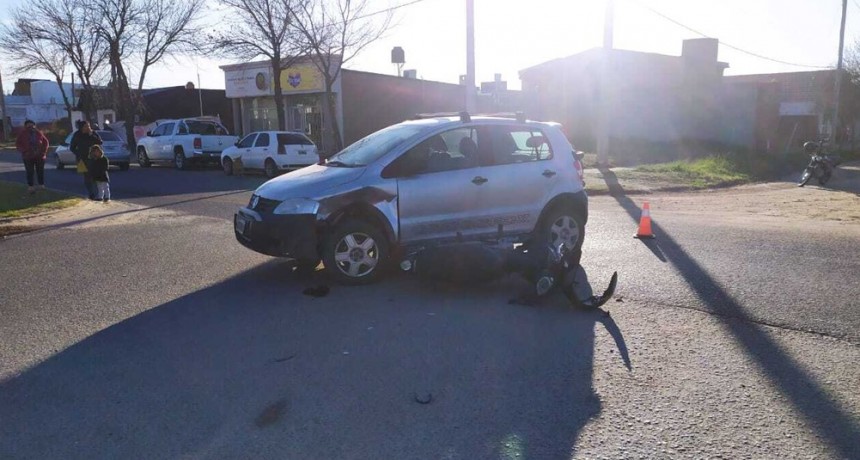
[235, 214, 248, 234]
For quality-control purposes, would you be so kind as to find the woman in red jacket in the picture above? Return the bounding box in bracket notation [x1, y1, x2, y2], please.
[15, 119, 50, 194]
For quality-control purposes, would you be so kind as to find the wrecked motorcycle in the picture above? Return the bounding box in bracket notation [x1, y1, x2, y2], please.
[798, 140, 841, 187]
[402, 241, 617, 309]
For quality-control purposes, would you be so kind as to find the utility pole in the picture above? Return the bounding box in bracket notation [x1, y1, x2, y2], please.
[596, 0, 614, 165]
[0, 67, 8, 141]
[465, 0, 476, 113]
[833, 0, 847, 144]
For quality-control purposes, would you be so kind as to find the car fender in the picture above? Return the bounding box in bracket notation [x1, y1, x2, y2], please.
[317, 185, 399, 244]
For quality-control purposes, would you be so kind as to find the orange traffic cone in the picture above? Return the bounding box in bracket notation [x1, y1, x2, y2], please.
[634, 201, 656, 239]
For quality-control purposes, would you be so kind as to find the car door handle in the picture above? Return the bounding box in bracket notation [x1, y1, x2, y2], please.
[542, 169, 557, 177]
[472, 176, 488, 185]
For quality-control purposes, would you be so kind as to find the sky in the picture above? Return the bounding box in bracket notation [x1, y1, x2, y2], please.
[1, 0, 857, 92]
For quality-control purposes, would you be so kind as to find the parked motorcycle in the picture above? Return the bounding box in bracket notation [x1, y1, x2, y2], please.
[798, 140, 841, 187]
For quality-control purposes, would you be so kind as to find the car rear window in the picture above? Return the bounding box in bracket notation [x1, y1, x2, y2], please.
[97, 131, 121, 142]
[184, 121, 229, 135]
[277, 133, 314, 146]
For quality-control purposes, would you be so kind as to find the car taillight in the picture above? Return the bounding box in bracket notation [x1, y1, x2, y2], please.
[574, 159, 584, 183]
[193, 137, 202, 149]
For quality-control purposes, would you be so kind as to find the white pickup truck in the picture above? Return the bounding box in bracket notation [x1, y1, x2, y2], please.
[136, 118, 239, 170]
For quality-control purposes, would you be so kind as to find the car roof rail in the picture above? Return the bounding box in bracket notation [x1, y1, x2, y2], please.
[477, 111, 527, 122]
[411, 111, 471, 121]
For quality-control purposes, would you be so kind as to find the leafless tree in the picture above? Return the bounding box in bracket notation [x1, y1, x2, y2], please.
[85, 0, 203, 152]
[209, 0, 307, 131]
[31, 0, 110, 119]
[291, 0, 392, 153]
[0, 9, 75, 128]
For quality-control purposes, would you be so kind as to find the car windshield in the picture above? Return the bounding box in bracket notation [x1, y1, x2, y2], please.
[97, 131, 121, 142]
[326, 124, 425, 167]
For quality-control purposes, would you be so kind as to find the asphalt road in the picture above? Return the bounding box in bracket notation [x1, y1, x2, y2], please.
[1, 151, 858, 458]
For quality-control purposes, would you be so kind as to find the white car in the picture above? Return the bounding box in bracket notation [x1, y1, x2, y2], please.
[54, 130, 131, 171]
[136, 118, 239, 170]
[221, 131, 318, 178]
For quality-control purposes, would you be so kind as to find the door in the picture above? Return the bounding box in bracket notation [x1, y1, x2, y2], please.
[250, 132, 272, 168]
[157, 122, 176, 159]
[234, 133, 258, 166]
[387, 127, 487, 243]
[474, 124, 559, 235]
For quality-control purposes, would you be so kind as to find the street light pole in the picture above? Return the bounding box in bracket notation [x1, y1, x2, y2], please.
[465, 0, 476, 113]
[596, 0, 614, 165]
[832, 0, 847, 143]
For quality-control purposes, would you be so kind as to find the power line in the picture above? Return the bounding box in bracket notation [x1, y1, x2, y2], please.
[356, 0, 432, 21]
[627, 0, 831, 69]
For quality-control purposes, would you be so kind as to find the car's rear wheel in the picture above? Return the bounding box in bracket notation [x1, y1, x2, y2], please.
[174, 150, 187, 170]
[322, 219, 389, 285]
[137, 148, 151, 167]
[540, 205, 585, 265]
[223, 157, 234, 176]
[264, 158, 278, 178]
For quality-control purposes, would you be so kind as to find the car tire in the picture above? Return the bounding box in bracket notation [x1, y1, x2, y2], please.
[264, 158, 278, 178]
[223, 157, 234, 176]
[137, 148, 152, 168]
[539, 205, 585, 266]
[174, 149, 188, 170]
[119, 162, 130, 171]
[322, 218, 389, 285]
[56, 158, 65, 170]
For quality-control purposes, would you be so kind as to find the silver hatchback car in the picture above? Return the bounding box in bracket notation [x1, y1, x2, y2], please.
[234, 114, 588, 284]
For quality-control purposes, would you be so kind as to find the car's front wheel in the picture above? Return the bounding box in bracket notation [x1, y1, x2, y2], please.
[223, 157, 234, 176]
[137, 148, 152, 167]
[322, 219, 389, 285]
[540, 206, 585, 265]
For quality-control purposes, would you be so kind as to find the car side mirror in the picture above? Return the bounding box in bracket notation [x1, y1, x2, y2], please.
[574, 151, 585, 162]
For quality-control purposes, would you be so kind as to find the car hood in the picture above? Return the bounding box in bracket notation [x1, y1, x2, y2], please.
[254, 164, 366, 200]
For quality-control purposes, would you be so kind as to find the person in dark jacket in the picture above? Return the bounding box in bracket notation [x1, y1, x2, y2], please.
[15, 119, 50, 194]
[88, 145, 110, 202]
[70, 121, 102, 200]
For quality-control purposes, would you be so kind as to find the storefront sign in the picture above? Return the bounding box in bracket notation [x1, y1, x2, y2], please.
[225, 67, 273, 98]
[279, 64, 324, 92]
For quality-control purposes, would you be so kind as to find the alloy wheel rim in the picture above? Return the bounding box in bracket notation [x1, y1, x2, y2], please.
[333, 232, 378, 277]
[550, 216, 580, 249]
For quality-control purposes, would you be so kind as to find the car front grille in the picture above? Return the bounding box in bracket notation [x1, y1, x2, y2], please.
[250, 195, 280, 213]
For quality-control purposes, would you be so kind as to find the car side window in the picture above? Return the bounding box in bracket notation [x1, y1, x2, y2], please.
[177, 123, 188, 135]
[160, 123, 176, 136]
[255, 133, 270, 148]
[151, 124, 165, 137]
[383, 127, 480, 178]
[486, 125, 553, 166]
[237, 134, 257, 148]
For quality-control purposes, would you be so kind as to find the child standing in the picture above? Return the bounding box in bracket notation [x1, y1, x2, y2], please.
[88, 145, 111, 202]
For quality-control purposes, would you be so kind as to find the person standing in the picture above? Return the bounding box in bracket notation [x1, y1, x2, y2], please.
[70, 121, 102, 200]
[88, 145, 111, 202]
[15, 119, 50, 194]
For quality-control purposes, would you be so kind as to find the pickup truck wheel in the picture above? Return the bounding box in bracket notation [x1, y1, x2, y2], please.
[223, 157, 234, 176]
[137, 148, 151, 167]
[174, 150, 188, 170]
[264, 158, 278, 178]
[322, 219, 389, 285]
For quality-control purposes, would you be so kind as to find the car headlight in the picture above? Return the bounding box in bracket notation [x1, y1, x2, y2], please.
[273, 198, 320, 215]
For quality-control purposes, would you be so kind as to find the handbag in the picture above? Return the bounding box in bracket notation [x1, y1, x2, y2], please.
[76, 160, 88, 173]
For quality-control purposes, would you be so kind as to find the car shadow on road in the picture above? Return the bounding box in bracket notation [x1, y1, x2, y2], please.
[599, 169, 860, 458]
[0, 261, 627, 459]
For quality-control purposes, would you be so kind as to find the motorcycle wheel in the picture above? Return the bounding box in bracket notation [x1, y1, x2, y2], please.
[798, 168, 813, 187]
[818, 170, 831, 186]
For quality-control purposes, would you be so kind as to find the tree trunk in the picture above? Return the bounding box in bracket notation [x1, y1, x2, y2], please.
[326, 82, 342, 153]
[54, 77, 74, 131]
[272, 57, 286, 131]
